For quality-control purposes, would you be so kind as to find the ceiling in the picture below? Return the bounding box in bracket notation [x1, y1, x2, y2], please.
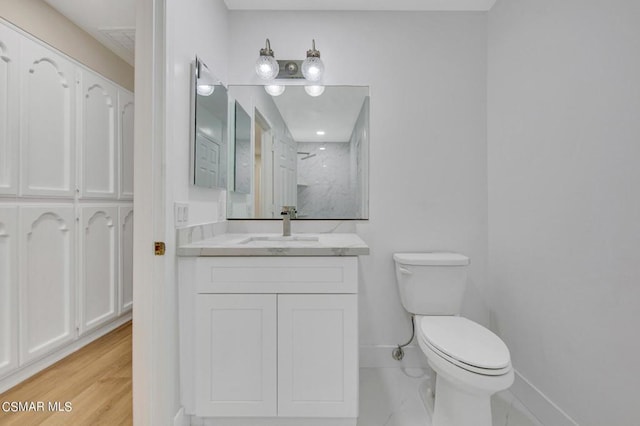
[43, 0, 496, 67]
[270, 86, 369, 142]
[43, 0, 136, 66]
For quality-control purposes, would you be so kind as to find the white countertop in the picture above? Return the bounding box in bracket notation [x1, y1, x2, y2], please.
[177, 233, 369, 256]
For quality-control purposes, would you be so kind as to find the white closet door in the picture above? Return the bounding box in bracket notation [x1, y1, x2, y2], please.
[19, 40, 75, 197]
[278, 294, 359, 418]
[196, 294, 277, 417]
[119, 90, 134, 200]
[19, 206, 75, 364]
[0, 24, 20, 196]
[0, 207, 18, 378]
[79, 206, 118, 334]
[119, 205, 133, 313]
[81, 71, 117, 198]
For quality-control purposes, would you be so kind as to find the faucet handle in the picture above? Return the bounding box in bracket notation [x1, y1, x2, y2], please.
[281, 206, 297, 218]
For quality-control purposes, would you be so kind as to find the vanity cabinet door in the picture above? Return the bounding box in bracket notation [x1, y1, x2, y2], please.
[0, 207, 18, 378]
[195, 294, 277, 417]
[277, 294, 358, 418]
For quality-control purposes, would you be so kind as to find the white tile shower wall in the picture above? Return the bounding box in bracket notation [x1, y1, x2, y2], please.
[297, 142, 356, 218]
[228, 11, 489, 362]
[488, 0, 640, 424]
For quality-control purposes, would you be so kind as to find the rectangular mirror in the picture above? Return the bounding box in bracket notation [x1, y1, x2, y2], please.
[190, 57, 228, 189]
[227, 85, 369, 219]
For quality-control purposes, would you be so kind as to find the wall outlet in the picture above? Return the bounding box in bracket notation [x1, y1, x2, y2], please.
[174, 202, 189, 227]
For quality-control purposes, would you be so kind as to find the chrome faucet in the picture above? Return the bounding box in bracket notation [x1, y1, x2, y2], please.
[280, 206, 297, 237]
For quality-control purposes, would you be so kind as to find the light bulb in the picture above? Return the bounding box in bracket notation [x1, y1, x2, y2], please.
[255, 39, 279, 80]
[304, 85, 325, 97]
[265, 85, 286, 96]
[301, 40, 325, 82]
[255, 55, 279, 80]
[197, 84, 214, 96]
[301, 57, 324, 82]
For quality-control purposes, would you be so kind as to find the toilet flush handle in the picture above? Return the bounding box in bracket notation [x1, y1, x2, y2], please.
[398, 266, 413, 275]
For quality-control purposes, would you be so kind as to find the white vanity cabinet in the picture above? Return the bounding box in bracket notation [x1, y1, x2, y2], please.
[181, 256, 359, 425]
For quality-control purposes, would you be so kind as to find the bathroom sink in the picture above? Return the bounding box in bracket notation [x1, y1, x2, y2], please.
[238, 235, 320, 245]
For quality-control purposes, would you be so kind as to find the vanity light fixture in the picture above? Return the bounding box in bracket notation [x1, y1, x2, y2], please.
[255, 39, 279, 80]
[304, 85, 325, 97]
[255, 38, 325, 83]
[264, 85, 286, 96]
[301, 40, 324, 82]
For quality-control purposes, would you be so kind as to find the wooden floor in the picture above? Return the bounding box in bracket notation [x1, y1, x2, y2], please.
[0, 322, 132, 426]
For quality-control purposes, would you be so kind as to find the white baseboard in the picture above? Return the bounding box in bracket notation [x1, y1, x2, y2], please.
[0, 313, 132, 394]
[511, 369, 579, 426]
[359, 345, 428, 368]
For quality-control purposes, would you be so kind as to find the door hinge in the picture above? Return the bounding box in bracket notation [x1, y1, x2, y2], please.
[154, 241, 166, 256]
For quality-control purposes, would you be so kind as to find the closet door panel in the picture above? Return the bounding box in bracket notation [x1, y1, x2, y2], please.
[80, 206, 118, 334]
[20, 41, 75, 197]
[0, 207, 18, 378]
[19, 206, 75, 364]
[119, 205, 133, 313]
[0, 25, 19, 196]
[119, 90, 134, 200]
[81, 71, 117, 198]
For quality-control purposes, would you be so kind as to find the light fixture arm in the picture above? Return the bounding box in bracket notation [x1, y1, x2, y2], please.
[306, 39, 321, 58]
[260, 38, 274, 57]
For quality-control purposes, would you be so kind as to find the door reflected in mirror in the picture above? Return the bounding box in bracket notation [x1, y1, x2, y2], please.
[227, 85, 369, 220]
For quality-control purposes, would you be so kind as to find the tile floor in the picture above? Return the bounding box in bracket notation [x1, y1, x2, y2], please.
[358, 368, 544, 426]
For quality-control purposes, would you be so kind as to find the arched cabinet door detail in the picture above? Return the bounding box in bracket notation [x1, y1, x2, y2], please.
[19, 207, 75, 364]
[0, 26, 19, 196]
[0, 207, 18, 378]
[119, 206, 134, 313]
[19, 42, 75, 198]
[81, 72, 117, 199]
[119, 90, 134, 200]
[79, 206, 118, 335]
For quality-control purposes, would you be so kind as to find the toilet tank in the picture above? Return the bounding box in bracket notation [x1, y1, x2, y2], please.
[393, 253, 470, 315]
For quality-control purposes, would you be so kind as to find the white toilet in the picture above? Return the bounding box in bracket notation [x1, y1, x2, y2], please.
[393, 252, 514, 426]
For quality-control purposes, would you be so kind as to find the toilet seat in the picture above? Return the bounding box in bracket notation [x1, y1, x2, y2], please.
[418, 316, 511, 376]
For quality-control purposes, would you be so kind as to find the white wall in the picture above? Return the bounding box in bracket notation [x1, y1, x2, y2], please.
[161, 0, 228, 421]
[487, 0, 640, 425]
[228, 11, 489, 360]
[166, 0, 229, 227]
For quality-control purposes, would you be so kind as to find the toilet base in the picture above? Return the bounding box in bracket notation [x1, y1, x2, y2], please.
[418, 379, 435, 418]
[430, 373, 492, 426]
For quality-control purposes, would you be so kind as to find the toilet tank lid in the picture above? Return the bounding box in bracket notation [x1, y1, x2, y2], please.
[393, 252, 470, 266]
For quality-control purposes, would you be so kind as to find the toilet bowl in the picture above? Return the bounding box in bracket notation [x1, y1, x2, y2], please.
[393, 253, 513, 426]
